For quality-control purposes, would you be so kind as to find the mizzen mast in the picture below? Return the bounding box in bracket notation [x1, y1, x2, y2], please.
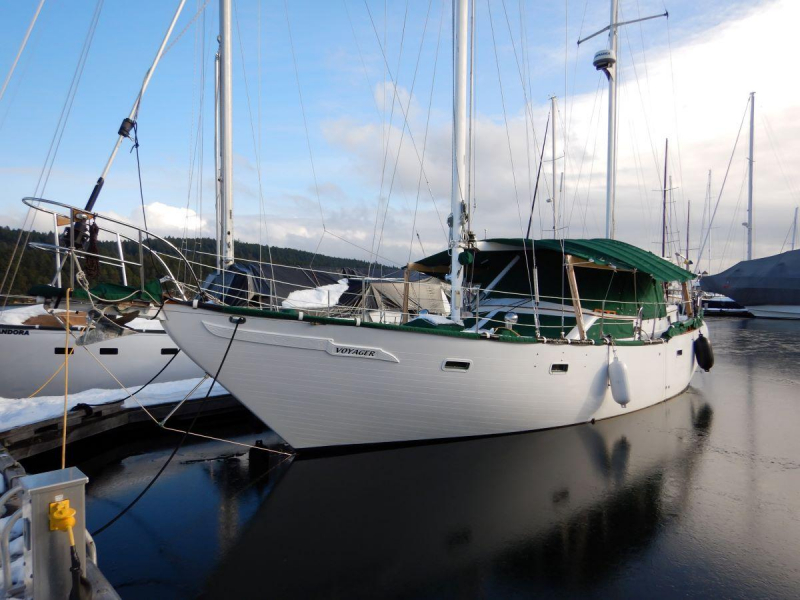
[578, 0, 667, 240]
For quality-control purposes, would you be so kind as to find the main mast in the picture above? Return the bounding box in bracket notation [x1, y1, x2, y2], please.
[449, 0, 469, 322]
[746, 91, 755, 261]
[219, 0, 235, 266]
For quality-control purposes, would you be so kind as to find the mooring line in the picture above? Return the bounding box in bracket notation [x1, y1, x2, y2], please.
[47, 310, 292, 457]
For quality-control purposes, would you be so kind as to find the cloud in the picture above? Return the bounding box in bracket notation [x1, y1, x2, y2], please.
[319, 0, 800, 270]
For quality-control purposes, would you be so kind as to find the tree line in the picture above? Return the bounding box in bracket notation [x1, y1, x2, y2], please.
[0, 226, 393, 297]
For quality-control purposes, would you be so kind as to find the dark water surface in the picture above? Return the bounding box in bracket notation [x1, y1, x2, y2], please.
[69, 318, 800, 598]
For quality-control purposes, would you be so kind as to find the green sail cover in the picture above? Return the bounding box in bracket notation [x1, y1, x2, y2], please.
[413, 237, 695, 334]
[502, 238, 694, 283]
[416, 238, 695, 283]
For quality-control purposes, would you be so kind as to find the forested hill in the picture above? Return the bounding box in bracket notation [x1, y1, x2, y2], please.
[0, 226, 394, 296]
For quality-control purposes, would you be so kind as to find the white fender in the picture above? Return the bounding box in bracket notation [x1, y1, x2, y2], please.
[608, 356, 632, 407]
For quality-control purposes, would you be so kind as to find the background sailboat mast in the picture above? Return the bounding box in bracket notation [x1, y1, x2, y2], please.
[219, 0, 235, 267]
[551, 96, 559, 238]
[746, 91, 755, 260]
[449, 0, 469, 321]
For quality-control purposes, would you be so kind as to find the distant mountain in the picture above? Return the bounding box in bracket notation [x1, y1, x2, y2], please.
[0, 226, 395, 297]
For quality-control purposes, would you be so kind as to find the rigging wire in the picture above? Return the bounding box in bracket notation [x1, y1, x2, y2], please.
[234, 0, 275, 285]
[162, 0, 211, 57]
[368, 0, 410, 274]
[342, 0, 450, 261]
[283, 0, 325, 230]
[0, 0, 104, 307]
[372, 0, 435, 274]
[664, 15, 687, 208]
[179, 0, 208, 283]
[717, 163, 749, 271]
[565, 75, 604, 235]
[0, 0, 46, 106]
[407, 0, 446, 266]
[362, 1, 450, 244]
[487, 0, 536, 321]
[526, 111, 550, 238]
[694, 96, 752, 273]
[761, 112, 800, 204]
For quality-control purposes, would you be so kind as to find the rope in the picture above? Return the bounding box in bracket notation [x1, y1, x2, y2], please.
[91, 317, 248, 537]
[61, 289, 72, 469]
[27, 363, 65, 399]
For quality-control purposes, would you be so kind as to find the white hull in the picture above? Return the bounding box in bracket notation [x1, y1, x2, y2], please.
[745, 305, 800, 319]
[162, 302, 707, 449]
[0, 323, 203, 398]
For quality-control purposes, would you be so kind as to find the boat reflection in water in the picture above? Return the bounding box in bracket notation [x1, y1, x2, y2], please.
[203, 395, 713, 598]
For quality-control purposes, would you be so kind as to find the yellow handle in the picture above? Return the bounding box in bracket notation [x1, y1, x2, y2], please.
[49, 499, 77, 547]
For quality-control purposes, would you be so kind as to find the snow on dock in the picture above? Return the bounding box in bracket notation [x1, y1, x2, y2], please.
[0, 378, 228, 433]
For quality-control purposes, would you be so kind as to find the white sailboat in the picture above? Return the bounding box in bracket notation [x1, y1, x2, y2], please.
[0, 2, 207, 398]
[162, 0, 709, 449]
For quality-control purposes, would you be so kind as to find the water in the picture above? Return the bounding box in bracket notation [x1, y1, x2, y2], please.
[41, 318, 800, 598]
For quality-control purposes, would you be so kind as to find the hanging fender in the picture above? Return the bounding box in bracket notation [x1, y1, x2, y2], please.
[608, 356, 631, 407]
[694, 334, 714, 372]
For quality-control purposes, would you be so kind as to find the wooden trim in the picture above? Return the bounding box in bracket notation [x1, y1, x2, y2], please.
[681, 281, 694, 317]
[406, 262, 449, 274]
[565, 255, 587, 340]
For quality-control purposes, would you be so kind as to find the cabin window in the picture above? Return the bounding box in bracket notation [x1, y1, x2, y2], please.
[161, 348, 179, 355]
[442, 359, 471, 372]
[99, 348, 118, 355]
[549, 363, 569, 374]
[54, 347, 74, 355]
[676, 349, 683, 356]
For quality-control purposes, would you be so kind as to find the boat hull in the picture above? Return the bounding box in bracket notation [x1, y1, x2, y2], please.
[162, 302, 707, 449]
[0, 324, 203, 397]
[745, 305, 800, 319]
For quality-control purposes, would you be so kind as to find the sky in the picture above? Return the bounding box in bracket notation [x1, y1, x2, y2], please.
[0, 0, 797, 274]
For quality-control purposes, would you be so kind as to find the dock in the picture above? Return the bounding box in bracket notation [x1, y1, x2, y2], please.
[0, 394, 246, 460]
[0, 393, 253, 598]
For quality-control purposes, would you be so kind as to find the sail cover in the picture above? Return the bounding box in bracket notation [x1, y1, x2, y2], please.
[415, 238, 695, 283]
[700, 249, 800, 307]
